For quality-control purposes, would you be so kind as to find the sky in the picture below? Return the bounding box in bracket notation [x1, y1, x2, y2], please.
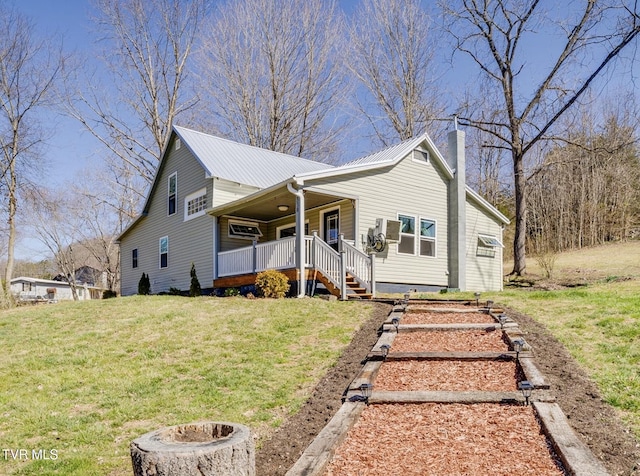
[9, 0, 638, 261]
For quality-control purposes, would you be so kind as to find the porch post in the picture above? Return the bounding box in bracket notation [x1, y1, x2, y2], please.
[369, 252, 376, 298]
[287, 180, 306, 298]
[296, 191, 306, 297]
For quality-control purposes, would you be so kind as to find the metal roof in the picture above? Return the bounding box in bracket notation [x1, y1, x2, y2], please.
[174, 126, 333, 189]
[340, 135, 425, 167]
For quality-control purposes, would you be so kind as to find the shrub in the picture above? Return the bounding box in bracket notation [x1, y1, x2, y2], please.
[189, 263, 201, 297]
[138, 273, 151, 295]
[168, 287, 183, 296]
[224, 287, 240, 297]
[255, 269, 290, 298]
[102, 290, 117, 299]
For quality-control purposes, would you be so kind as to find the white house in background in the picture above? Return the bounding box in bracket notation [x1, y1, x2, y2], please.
[11, 277, 102, 302]
[117, 125, 510, 298]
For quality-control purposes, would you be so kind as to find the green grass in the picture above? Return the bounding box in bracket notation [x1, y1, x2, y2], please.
[0, 296, 374, 476]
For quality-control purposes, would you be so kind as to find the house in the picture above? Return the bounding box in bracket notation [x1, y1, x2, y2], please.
[10, 277, 103, 302]
[116, 125, 510, 298]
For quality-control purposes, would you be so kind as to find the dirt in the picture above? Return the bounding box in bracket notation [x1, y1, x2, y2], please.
[391, 328, 508, 352]
[255, 301, 640, 476]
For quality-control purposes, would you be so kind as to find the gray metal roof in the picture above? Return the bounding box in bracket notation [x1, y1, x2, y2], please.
[174, 126, 333, 189]
[339, 135, 425, 167]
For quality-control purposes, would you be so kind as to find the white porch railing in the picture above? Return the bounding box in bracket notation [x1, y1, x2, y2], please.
[218, 237, 296, 277]
[217, 234, 375, 298]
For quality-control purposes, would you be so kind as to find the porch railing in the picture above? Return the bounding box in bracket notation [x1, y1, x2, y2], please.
[217, 234, 375, 298]
[218, 237, 296, 277]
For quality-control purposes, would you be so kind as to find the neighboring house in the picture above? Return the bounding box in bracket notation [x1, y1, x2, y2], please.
[117, 125, 510, 298]
[11, 277, 103, 302]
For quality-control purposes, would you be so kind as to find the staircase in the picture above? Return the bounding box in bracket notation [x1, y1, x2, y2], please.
[315, 271, 373, 300]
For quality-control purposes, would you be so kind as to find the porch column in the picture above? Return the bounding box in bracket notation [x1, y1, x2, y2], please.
[288, 181, 306, 298]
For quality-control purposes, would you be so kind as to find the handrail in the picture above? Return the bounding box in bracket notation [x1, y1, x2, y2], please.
[216, 234, 375, 298]
[342, 239, 372, 293]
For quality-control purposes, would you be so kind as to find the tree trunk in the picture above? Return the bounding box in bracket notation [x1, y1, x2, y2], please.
[512, 150, 527, 276]
[130, 422, 255, 476]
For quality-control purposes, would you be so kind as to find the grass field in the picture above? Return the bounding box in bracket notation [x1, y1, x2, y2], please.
[0, 297, 374, 475]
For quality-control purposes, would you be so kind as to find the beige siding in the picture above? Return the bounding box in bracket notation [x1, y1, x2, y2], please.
[119, 135, 214, 295]
[212, 178, 260, 207]
[307, 153, 450, 286]
[465, 197, 504, 291]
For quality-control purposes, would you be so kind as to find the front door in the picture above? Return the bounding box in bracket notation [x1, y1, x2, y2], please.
[323, 209, 340, 251]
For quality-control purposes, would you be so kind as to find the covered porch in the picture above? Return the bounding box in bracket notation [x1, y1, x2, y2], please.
[208, 180, 376, 299]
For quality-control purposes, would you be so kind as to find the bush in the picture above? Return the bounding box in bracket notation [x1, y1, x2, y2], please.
[255, 269, 290, 298]
[224, 287, 240, 297]
[102, 290, 117, 299]
[138, 273, 151, 295]
[168, 287, 183, 296]
[189, 263, 201, 297]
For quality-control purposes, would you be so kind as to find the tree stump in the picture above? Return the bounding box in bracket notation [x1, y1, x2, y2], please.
[130, 421, 255, 476]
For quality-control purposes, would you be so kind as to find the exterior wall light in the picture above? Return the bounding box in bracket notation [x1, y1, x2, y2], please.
[518, 380, 534, 405]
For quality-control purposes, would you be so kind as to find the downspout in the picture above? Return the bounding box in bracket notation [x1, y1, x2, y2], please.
[287, 180, 306, 298]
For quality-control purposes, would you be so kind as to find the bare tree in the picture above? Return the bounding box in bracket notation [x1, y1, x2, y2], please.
[65, 0, 207, 197]
[442, 0, 640, 276]
[0, 5, 66, 304]
[25, 189, 85, 300]
[197, 0, 347, 160]
[349, 0, 448, 146]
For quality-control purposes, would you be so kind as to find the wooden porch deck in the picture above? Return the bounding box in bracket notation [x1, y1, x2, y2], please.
[213, 268, 373, 300]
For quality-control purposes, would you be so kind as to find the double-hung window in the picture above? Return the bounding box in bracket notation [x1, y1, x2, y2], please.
[419, 219, 436, 257]
[398, 214, 437, 257]
[398, 215, 416, 254]
[168, 173, 177, 216]
[159, 236, 169, 268]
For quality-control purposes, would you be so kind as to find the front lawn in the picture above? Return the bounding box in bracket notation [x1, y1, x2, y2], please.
[0, 296, 374, 475]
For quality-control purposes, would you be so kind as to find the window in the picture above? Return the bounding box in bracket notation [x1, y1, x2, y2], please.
[175, 138, 181, 150]
[132, 249, 138, 268]
[413, 148, 430, 163]
[419, 219, 436, 257]
[277, 222, 309, 239]
[228, 221, 263, 240]
[168, 173, 177, 216]
[159, 236, 169, 268]
[398, 215, 416, 254]
[22, 282, 33, 292]
[398, 214, 437, 257]
[185, 188, 207, 220]
[477, 234, 503, 258]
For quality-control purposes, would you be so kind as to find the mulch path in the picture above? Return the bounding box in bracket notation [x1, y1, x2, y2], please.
[255, 301, 640, 476]
[374, 359, 519, 391]
[402, 310, 496, 324]
[324, 403, 565, 476]
[391, 328, 508, 352]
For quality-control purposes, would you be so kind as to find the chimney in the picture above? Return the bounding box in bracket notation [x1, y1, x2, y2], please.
[447, 127, 466, 291]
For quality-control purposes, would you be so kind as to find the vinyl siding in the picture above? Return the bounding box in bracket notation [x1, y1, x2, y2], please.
[465, 196, 504, 291]
[307, 152, 450, 286]
[119, 136, 214, 295]
[217, 199, 354, 253]
[212, 178, 260, 208]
